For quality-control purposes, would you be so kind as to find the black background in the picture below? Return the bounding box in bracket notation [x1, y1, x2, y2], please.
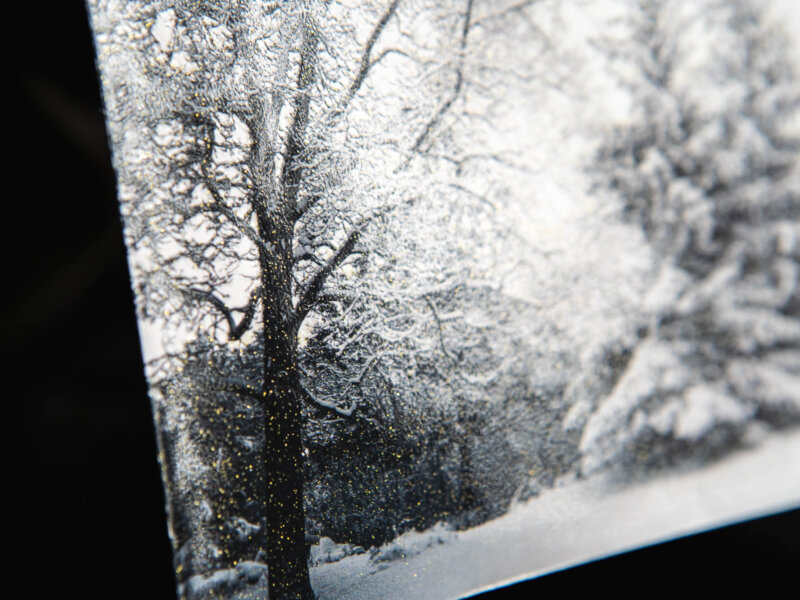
[6, 2, 797, 598]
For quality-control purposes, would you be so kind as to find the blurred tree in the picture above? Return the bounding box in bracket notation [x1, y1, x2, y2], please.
[583, 0, 800, 474]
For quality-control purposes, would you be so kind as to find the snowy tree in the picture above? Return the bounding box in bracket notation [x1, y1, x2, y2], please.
[582, 0, 800, 475]
[89, 0, 553, 597]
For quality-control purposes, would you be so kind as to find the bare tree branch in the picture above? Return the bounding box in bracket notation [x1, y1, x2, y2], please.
[184, 286, 262, 341]
[294, 230, 360, 326]
[472, 0, 542, 28]
[424, 296, 457, 362]
[410, 0, 475, 153]
[447, 182, 497, 211]
[282, 14, 320, 215]
[199, 162, 270, 255]
[340, 0, 402, 111]
[300, 384, 356, 417]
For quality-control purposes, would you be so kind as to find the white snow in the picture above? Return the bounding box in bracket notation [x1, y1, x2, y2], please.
[309, 429, 800, 600]
[184, 561, 268, 600]
[674, 384, 752, 441]
[310, 537, 367, 566]
[151, 9, 176, 51]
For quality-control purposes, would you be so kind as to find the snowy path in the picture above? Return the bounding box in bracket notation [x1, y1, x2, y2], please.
[310, 430, 800, 600]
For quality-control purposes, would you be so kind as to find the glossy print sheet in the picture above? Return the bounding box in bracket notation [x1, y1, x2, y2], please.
[87, 1, 800, 598]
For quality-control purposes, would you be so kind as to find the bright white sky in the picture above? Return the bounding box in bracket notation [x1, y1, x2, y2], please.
[769, 0, 800, 62]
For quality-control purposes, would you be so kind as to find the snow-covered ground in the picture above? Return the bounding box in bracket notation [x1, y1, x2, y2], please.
[310, 429, 800, 600]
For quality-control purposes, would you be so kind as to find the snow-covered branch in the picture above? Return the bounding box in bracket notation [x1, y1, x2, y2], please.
[341, 0, 402, 110]
[410, 0, 474, 153]
[183, 286, 262, 341]
[294, 229, 360, 326]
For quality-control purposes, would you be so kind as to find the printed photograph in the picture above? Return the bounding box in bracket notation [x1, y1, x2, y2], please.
[87, 1, 800, 598]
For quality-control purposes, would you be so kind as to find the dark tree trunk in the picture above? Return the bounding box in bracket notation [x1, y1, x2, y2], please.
[254, 17, 320, 595]
[263, 376, 313, 600]
[259, 219, 314, 599]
